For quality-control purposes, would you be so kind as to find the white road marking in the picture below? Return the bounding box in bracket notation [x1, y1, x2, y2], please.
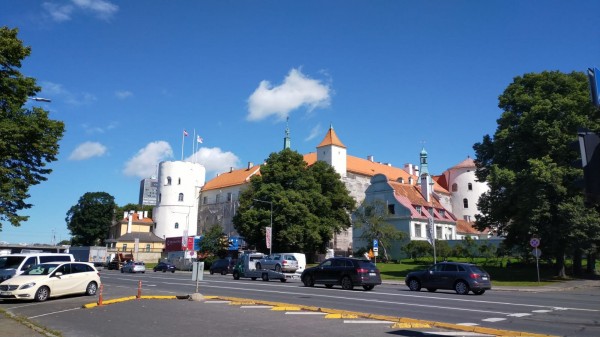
[481, 318, 506, 322]
[532, 310, 552, 313]
[456, 323, 479, 326]
[507, 313, 531, 317]
[29, 307, 80, 319]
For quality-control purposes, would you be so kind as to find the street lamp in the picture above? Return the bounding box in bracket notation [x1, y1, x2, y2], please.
[253, 199, 273, 255]
[429, 179, 437, 264]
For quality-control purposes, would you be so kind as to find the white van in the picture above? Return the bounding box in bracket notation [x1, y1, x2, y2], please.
[0, 253, 74, 282]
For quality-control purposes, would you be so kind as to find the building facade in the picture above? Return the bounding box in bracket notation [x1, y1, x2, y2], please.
[138, 178, 158, 206]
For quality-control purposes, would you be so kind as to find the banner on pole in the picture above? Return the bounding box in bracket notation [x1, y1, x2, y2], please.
[265, 227, 272, 249]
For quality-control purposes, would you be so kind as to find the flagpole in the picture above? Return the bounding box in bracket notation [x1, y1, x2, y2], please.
[181, 130, 185, 161]
[193, 129, 196, 162]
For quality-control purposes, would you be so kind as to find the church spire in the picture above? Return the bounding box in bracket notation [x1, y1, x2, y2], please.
[283, 117, 291, 150]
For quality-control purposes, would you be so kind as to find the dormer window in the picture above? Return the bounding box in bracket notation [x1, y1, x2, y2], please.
[415, 205, 422, 214]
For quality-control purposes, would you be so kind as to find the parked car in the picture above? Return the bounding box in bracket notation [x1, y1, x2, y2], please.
[121, 261, 146, 273]
[210, 258, 235, 275]
[301, 257, 381, 290]
[255, 254, 298, 273]
[405, 262, 492, 295]
[0, 262, 101, 302]
[153, 262, 176, 273]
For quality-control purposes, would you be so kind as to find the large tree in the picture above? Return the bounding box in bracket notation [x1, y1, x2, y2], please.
[66, 192, 116, 246]
[233, 149, 355, 260]
[0, 27, 65, 230]
[473, 71, 600, 277]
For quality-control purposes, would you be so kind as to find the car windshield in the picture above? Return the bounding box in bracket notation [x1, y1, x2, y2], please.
[0, 256, 25, 269]
[22, 263, 59, 276]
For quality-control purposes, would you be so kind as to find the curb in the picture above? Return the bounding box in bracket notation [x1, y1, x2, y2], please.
[82, 294, 558, 337]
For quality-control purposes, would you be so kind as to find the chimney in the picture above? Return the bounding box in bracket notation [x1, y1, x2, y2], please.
[123, 211, 128, 219]
[229, 167, 233, 173]
[404, 163, 413, 175]
[247, 162, 253, 169]
[143, 211, 148, 218]
[421, 174, 431, 202]
[367, 155, 374, 162]
[127, 213, 133, 234]
[414, 165, 419, 177]
[138, 211, 143, 219]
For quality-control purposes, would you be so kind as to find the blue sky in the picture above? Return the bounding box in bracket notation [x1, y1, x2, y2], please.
[1, 1, 599, 244]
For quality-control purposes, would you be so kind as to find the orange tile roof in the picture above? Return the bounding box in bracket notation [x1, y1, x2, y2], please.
[119, 212, 155, 224]
[449, 156, 475, 170]
[317, 126, 346, 148]
[202, 165, 261, 191]
[456, 219, 489, 234]
[389, 181, 443, 208]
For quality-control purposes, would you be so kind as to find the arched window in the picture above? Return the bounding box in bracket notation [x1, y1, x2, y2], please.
[166, 176, 172, 185]
[452, 183, 458, 192]
[468, 183, 473, 191]
[178, 193, 184, 202]
[463, 198, 469, 208]
[178, 178, 181, 185]
[174, 222, 179, 229]
[158, 193, 161, 203]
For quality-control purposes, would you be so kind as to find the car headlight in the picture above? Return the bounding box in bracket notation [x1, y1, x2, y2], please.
[19, 282, 36, 290]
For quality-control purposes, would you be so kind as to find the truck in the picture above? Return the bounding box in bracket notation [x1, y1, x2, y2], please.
[69, 246, 108, 268]
[232, 252, 300, 282]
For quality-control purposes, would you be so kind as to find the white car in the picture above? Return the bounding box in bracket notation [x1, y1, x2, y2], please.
[0, 262, 101, 302]
[121, 261, 146, 273]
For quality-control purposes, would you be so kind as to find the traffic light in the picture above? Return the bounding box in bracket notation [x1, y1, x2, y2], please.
[578, 129, 600, 205]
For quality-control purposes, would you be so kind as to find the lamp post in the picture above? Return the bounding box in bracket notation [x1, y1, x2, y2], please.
[253, 199, 273, 255]
[429, 179, 437, 264]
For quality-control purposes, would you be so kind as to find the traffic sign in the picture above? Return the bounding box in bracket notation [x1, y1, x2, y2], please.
[530, 238, 540, 248]
[373, 247, 379, 252]
[532, 248, 542, 258]
[373, 239, 378, 248]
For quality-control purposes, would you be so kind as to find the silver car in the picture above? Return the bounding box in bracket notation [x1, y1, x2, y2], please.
[255, 254, 298, 273]
[121, 261, 146, 273]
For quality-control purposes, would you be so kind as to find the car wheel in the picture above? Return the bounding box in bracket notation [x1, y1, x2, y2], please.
[455, 281, 469, 295]
[280, 278, 287, 283]
[427, 288, 437, 292]
[221, 270, 227, 275]
[325, 284, 333, 288]
[142, 271, 145, 274]
[233, 271, 240, 280]
[275, 264, 282, 272]
[86, 282, 98, 296]
[472, 289, 485, 295]
[256, 263, 262, 270]
[251, 277, 257, 281]
[171, 270, 175, 273]
[34, 286, 50, 302]
[363, 285, 375, 291]
[341, 276, 354, 290]
[303, 275, 314, 287]
[154, 269, 157, 272]
[210, 270, 214, 275]
[262, 273, 269, 281]
[407, 278, 421, 291]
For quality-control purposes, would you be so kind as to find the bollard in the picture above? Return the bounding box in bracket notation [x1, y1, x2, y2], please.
[137, 280, 142, 299]
[97, 284, 103, 306]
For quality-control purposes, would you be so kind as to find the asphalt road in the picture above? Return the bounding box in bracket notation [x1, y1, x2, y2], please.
[1, 270, 598, 337]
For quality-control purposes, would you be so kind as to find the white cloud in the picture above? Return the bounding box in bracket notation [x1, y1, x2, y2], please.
[69, 141, 107, 160]
[305, 123, 323, 142]
[82, 121, 118, 134]
[40, 81, 96, 106]
[115, 90, 133, 99]
[123, 141, 173, 178]
[247, 68, 331, 122]
[185, 148, 240, 176]
[43, 0, 118, 22]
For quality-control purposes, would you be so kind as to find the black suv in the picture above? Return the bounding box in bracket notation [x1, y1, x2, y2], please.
[405, 262, 492, 295]
[210, 258, 235, 275]
[301, 257, 381, 291]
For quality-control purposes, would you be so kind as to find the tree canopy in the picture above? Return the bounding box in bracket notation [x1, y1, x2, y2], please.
[66, 192, 116, 246]
[233, 149, 355, 259]
[473, 70, 600, 277]
[0, 27, 65, 230]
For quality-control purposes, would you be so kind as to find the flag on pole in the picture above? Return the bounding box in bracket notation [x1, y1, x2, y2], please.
[183, 130, 189, 136]
[197, 135, 203, 143]
[426, 217, 435, 245]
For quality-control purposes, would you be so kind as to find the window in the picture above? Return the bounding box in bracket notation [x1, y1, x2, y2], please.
[122, 244, 127, 251]
[159, 193, 161, 203]
[463, 198, 469, 208]
[174, 222, 179, 229]
[216, 194, 221, 203]
[178, 178, 181, 185]
[203, 197, 207, 204]
[227, 192, 232, 202]
[468, 183, 473, 191]
[415, 205, 422, 214]
[439, 210, 445, 217]
[452, 183, 458, 192]
[415, 224, 422, 237]
[145, 244, 151, 252]
[388, 204, 395, 215]
[436, 227, 442, 238]
[464, 215, 471, 221]
[166, 176, 171, 185]
[178, 193, 184, 202]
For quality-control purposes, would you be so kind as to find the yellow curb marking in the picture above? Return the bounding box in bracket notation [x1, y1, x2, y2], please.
[325, 313, 359, 319]
[271, 306, 301, 311]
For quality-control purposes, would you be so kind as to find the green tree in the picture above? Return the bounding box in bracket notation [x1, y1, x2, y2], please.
[402, 240, 431, 262]
[66, 192, 116, 246]
[233, 149, 355, 260]
[199, 224, 229, 258]
[0, 27, 65, 230]
[353, 199, 405, 261]
[474, 71, 600, 277]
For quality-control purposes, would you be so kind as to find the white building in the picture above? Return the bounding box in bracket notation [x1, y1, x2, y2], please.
[153, 161, 205, 240]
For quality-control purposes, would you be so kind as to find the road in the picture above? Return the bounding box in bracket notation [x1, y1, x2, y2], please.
[1, 270, 598, 337]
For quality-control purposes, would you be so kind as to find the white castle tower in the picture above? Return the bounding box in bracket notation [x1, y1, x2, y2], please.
[153, 161, 206, 239]
[443, 157, 489, 222]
